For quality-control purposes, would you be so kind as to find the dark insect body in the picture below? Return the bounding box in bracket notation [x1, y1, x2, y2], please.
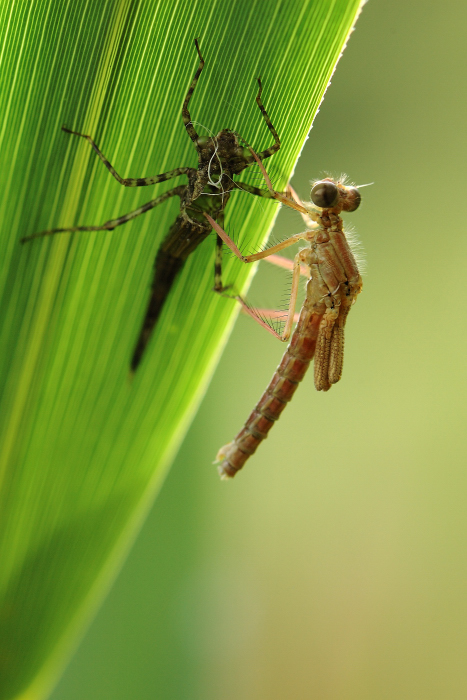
[22, 40, 281, 371]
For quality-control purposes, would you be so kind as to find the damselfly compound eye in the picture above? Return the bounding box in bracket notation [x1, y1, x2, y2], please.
[343, 186, 361, 212]
[311, 181, 339, 208]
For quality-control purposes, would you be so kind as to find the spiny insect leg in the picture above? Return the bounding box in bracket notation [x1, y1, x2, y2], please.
[182, 39, 205, 144]
[213, 211, 225, 292]
[62, 126, 195, 187]
[253, 78, 281, 160]
[234, 181, 278, 199]
[21, 186, 185, 243]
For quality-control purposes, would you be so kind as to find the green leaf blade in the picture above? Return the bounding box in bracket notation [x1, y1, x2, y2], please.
[0, 1, 362, 697]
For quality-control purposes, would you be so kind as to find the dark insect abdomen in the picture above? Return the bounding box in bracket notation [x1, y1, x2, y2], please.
[131, 218, 211, 370]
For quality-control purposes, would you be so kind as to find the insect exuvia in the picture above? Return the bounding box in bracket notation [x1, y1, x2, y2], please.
[205, 148, 363, 479]
[21, 40, 281, 371]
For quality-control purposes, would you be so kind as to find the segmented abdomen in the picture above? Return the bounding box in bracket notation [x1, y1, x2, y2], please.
[215, 307, 322, 479]
[131, 217, 212, 371]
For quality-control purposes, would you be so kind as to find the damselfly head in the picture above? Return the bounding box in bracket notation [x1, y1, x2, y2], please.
[311, 178, 361, 213]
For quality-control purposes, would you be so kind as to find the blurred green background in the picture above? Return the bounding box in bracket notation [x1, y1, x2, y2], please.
[51, 0, 467, 698]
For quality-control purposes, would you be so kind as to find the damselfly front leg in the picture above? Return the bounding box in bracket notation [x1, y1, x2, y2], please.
[22, 39, 282, 371]
[206, 148, 363, 478]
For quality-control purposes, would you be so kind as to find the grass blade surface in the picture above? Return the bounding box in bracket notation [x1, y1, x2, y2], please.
[0, 1, 362, 697]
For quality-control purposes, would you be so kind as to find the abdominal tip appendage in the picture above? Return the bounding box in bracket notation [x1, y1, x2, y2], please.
[217, 464, 233, 480]
[214, 442, 235, 480]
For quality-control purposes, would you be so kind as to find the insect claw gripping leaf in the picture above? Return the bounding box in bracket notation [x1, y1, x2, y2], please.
[22, 39, 282, 370]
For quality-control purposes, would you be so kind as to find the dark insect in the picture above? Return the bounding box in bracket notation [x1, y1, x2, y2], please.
[22, 40, 281, 371]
